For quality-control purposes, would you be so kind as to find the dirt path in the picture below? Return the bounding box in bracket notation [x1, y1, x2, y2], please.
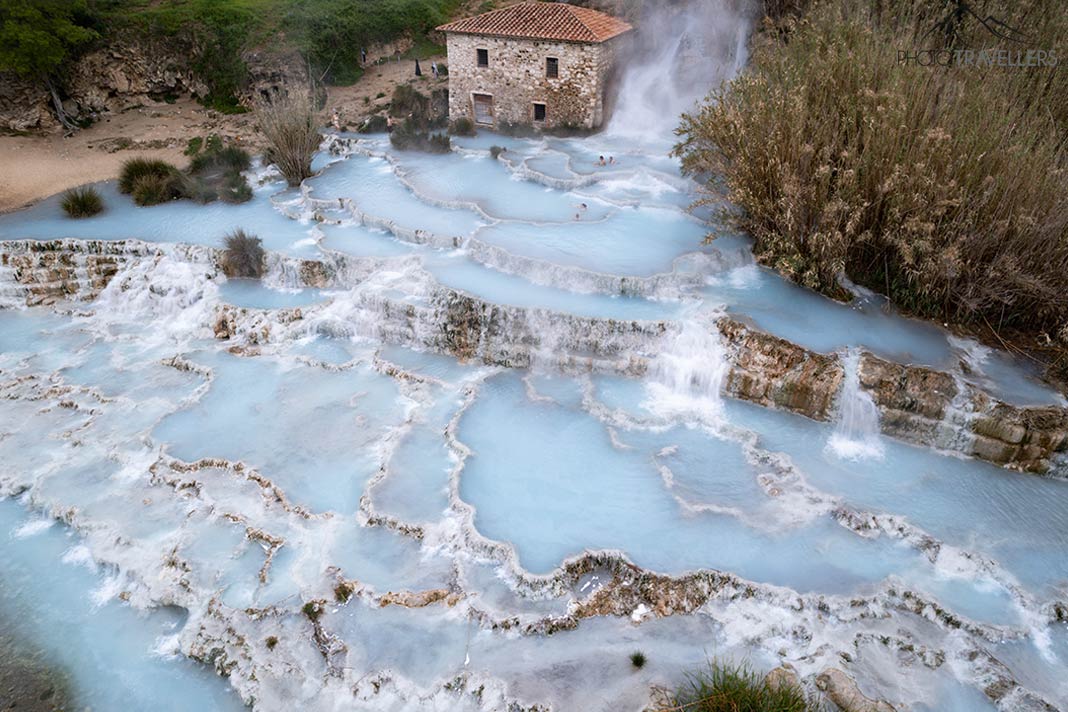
[0, 97, 259, 214]
[0, 56, 445, 214]
[325, 54, 447, 130]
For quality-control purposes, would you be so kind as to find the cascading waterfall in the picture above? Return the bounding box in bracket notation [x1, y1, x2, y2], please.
[606, 0, 751, 139]
[827, 349, 885, 459]
[645, 315, 730, 420]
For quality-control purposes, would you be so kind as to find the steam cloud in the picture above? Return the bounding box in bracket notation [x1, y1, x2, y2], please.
[606, 0, 753, 138]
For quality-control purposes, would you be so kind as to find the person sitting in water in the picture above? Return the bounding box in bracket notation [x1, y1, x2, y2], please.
[574, 202, 588, 212]
[608, 156, 616, 165]
[597, 155, 606, 166]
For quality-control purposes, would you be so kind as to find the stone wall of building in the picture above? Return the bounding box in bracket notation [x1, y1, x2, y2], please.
[444, 33, 620, 129]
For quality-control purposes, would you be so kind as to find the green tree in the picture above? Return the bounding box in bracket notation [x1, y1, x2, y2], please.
[0, 0, 98, 129]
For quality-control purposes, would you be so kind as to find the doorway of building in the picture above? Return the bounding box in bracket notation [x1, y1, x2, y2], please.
[473, 93, 494, 126]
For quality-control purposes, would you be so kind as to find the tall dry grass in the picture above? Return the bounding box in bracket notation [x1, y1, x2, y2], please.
[255, 89, 321, 186]
[676, 0, 1068, 342]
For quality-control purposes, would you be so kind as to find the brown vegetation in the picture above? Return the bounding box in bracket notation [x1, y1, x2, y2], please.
[256, 90, 320, 186]
[675, 0, 1068, 366]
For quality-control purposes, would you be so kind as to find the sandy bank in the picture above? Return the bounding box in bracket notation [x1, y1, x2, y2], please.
[0, 58, 445, 215]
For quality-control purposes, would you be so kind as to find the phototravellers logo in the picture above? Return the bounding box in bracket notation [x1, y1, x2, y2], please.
[897, 0, 1058, 68]
[898, 48, 1058, 67]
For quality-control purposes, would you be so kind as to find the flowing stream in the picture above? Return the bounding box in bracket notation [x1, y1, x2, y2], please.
[1, 6, 1068, 711]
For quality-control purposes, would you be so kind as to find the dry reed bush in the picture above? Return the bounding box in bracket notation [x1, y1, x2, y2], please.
[675, 0, 1068, 343]
[255, 89, 320, 187]
[222, 229, 265, 278]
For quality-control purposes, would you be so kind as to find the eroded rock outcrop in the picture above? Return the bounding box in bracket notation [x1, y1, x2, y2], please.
[719, 318, 843, 419]
[859, 353, 1068, 472]
[716, 317, 1068, 474]
[65, 35, 207, 117]
[0, 239, 165, 305]
[1, 35, 310, 132]
[0, 73, 57, 132]
[816, 668, 896, 712]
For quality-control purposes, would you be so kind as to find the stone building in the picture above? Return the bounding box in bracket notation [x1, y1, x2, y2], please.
[437, 2, 632, 130]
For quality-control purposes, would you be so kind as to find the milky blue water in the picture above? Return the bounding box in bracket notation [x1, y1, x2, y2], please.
[0, 121, 1064, 712]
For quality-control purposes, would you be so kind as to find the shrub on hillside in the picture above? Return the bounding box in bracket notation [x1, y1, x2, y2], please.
[256, 90, 320, 186]
[60, 186, 104, 218]
[221, 229, 265, 278]
[389, 118, 450, 153]
[357, 114, 389, 133]
[652, 660, 819, 712]
[286, 0, 453, 84]
[389, 84, 432, 128]
[448, 117, 475, 136]
[675, 0, 1068, 344]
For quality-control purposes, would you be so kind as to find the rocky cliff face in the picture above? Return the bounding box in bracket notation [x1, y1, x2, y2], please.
[0, 74, 57, 132]
[0, 239, 167, 305]
[720, 318, 1068, 474]
[1, 35, 309, 133]
[64, 35, 208, 118]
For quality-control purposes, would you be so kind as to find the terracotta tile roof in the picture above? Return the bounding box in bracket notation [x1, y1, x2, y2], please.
[437, 2, 632, 44]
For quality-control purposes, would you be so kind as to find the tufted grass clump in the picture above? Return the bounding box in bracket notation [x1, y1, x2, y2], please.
[118, 158, 180, 195]
[265, 635, 278, 651]
[334, 582, 355, 603]
[131, 172, 183, 206]
[652, 660, 820, 712]
[189, 144, 251, 174]
[222, 229, 265, 278]
[187, 138, 253, 204]
[630, 651, 647, 669]
[60, 186, 103, 218]
[301, 601, 321, 622]
[255, 89, 320, 187]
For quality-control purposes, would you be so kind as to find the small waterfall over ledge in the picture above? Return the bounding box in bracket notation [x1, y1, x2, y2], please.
[827, 349, 885, 460]
[645, 315, 730, 420]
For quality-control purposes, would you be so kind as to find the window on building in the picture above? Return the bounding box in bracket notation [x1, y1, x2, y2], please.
[546, 57, 559, 78]
[477, 48, 489, 67]
[533, 102, 546, 122]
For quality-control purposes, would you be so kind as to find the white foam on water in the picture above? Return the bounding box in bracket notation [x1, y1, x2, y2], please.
[90, 572, 128, 607]
[12, 517, 53, 538]
[61, 544, 97, 571]
[90, 253, 220, 344]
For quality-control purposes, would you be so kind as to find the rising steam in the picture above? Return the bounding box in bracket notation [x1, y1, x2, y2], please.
[605, 0, 753, 138]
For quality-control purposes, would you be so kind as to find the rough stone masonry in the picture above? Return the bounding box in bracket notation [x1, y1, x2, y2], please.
[438, 3, 632, 130]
